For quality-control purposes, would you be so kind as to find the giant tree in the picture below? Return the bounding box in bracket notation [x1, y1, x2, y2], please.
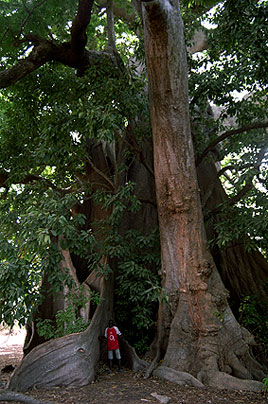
[0, 0, 267, 393]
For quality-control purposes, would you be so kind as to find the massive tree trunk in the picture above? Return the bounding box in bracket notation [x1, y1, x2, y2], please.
[141, 0, 266, 391]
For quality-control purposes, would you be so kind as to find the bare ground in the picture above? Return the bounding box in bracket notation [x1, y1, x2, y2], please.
[0, 329, 267, 404]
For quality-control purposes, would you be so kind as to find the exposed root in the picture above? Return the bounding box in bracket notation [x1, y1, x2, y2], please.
[144, 348, 161, 379]
[120, 340, 148, 372]
[144, 301, 166, 379]
[206, 371, 263, 392]
[23, 322, 34, 354]
[154, 365, 263, 392]
[154, 366, 204, 387]
[0, 389, 57, 404]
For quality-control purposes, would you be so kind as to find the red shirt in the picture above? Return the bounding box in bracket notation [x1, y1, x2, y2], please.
[105, 326, 121, 350]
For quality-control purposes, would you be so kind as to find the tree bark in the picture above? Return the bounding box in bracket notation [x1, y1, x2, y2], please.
[141, 0, 266, 391]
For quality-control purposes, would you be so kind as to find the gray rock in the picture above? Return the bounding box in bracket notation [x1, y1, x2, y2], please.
[151, 392, 170, 404]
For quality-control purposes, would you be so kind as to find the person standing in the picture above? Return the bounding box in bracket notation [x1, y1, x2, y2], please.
[104, 320, 123, 373]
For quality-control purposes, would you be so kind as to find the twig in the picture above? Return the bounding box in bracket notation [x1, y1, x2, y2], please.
[0, 27, 10, 46]
[16, 0, 48, 43]
[86, 157, 115, 190]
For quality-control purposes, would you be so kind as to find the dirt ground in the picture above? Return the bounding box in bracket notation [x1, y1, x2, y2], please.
[0, 328, 267, 404]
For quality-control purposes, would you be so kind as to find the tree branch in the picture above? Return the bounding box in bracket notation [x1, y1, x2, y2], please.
[187, 29, 208, 54]
[0, 170, 70, 197]
[0, 0, 100, 88]
[126, 123, 155, 178]
[131, 0, 143, 21]
[0, 37, 54, 88]
[0, 38, 116, 88]
[86, 156, 116, 190]
[107, 0, 116, 49]
[202, 163, 259, 209]
[228, 146, 266, 205]
[70, 0, 94, 55]
[196, 121, 268, 166]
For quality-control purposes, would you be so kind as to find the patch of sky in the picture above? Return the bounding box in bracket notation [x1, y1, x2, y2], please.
[116, 33, 138, 55]
[200, 4, 219, 30]
[71, 131, 81, 144]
